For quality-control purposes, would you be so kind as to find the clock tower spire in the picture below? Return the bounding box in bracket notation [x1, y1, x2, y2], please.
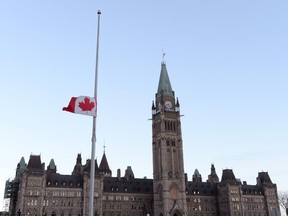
[152, 62, 187, 216]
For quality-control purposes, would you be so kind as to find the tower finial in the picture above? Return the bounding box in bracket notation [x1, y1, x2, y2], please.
[162, 49, 166, 63]
[103, 139, 106, 154]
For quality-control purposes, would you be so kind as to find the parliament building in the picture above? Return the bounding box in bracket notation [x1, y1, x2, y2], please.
[5, 63, 280, 216]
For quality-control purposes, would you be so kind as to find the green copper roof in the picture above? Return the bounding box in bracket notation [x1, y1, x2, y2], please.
[194, 169, 201, 177]
[19, 157, 26, 169]
[49, 159, 56, 169]
[157, 63, 173, 97]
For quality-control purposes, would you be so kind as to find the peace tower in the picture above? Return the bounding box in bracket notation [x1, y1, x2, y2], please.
[152, 62, 187, 216]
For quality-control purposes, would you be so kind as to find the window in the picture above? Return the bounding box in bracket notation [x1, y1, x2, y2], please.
[172, 141, 176, 146]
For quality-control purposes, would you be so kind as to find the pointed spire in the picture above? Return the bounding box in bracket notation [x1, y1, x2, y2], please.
[72, 154, 82, 176]
[16, 157, 27, 180]
[19, 157, 26, 168]
[157, 63, 173, 97]
[47, 159, 57, 173]
[99, 153, 112, 176]
[76, 153, 82, 164]
[192, 169, 202, 182]
[152, 100, 156, 110]
[176, 97, 180, 107]
[152, 101, 156, 115]
[48, 159, 56, 169]
[124, 166, 134, 180]
[194, 169, 201, 176]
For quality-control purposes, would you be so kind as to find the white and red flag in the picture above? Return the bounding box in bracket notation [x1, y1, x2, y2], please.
[63, 96, 97, 117]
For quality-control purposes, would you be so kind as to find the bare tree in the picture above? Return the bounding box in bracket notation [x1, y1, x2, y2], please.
[279, 191, 288, 216]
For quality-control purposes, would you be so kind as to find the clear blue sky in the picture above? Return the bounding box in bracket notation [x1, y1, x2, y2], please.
[1, 1, 287, 209]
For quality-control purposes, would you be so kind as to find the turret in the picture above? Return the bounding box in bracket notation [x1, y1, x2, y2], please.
[72, 154, 82, 176]
[26, 155, 44, 173]
[47, 159, 57, 174]
[15, 157, 26, 181]
[99, 153, 112, 176]
[257, 172, 273, 186]
[83, 159, 99, 175]
[124, 166, 134, 180]
[152, 101, 156, 115]
[192, 169, 202, 182]
[208, 164, 219, 183]
[221, 169, 239, 184]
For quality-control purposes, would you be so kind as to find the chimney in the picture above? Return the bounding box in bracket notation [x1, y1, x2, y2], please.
[117, 169, 121, 179]
[185, 173, 188, 185]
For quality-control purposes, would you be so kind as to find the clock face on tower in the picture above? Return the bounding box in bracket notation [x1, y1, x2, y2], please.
[164, 101, 172, 109]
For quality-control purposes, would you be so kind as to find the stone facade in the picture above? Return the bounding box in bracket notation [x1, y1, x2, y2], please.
[6, 63, 280, 216]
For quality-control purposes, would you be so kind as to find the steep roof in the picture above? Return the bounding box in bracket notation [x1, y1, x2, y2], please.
[72, 154, 82, 176]
[83, 159, 99, 175]
[124, 166, 134, 180]
[257, 172, 273, 186]
[27, 155, 43, 173]
[186, 181, 218, 196]
[47, 159, 57, 173]
[221, 169, 238, 184]
[48, 159, 56, 170]
[193, 169, 201, 177]
[15, 157, 27, 180]
[192, 169, 202, 182]
[99, 153, 111, 176]
[103, 177, 153, 194]
[242, 184, 263, 195]
[18, 157, 26, 169]
[157, 63, 173, 97]
[46, 173, 83, 188]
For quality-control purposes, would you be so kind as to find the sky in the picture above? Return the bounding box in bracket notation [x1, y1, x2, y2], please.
[0, 0, 287, 210]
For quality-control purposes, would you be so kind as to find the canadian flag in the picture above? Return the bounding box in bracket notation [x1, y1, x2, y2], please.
[63, 96, 97, 117]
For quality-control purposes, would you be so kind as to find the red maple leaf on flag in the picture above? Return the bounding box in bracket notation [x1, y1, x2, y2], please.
[78, 97, 95, 111]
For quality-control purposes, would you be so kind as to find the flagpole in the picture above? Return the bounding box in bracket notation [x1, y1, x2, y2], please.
[89, 9, 101, 216]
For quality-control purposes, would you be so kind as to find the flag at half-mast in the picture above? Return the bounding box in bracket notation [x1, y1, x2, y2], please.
[63, 96, 96, 117]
